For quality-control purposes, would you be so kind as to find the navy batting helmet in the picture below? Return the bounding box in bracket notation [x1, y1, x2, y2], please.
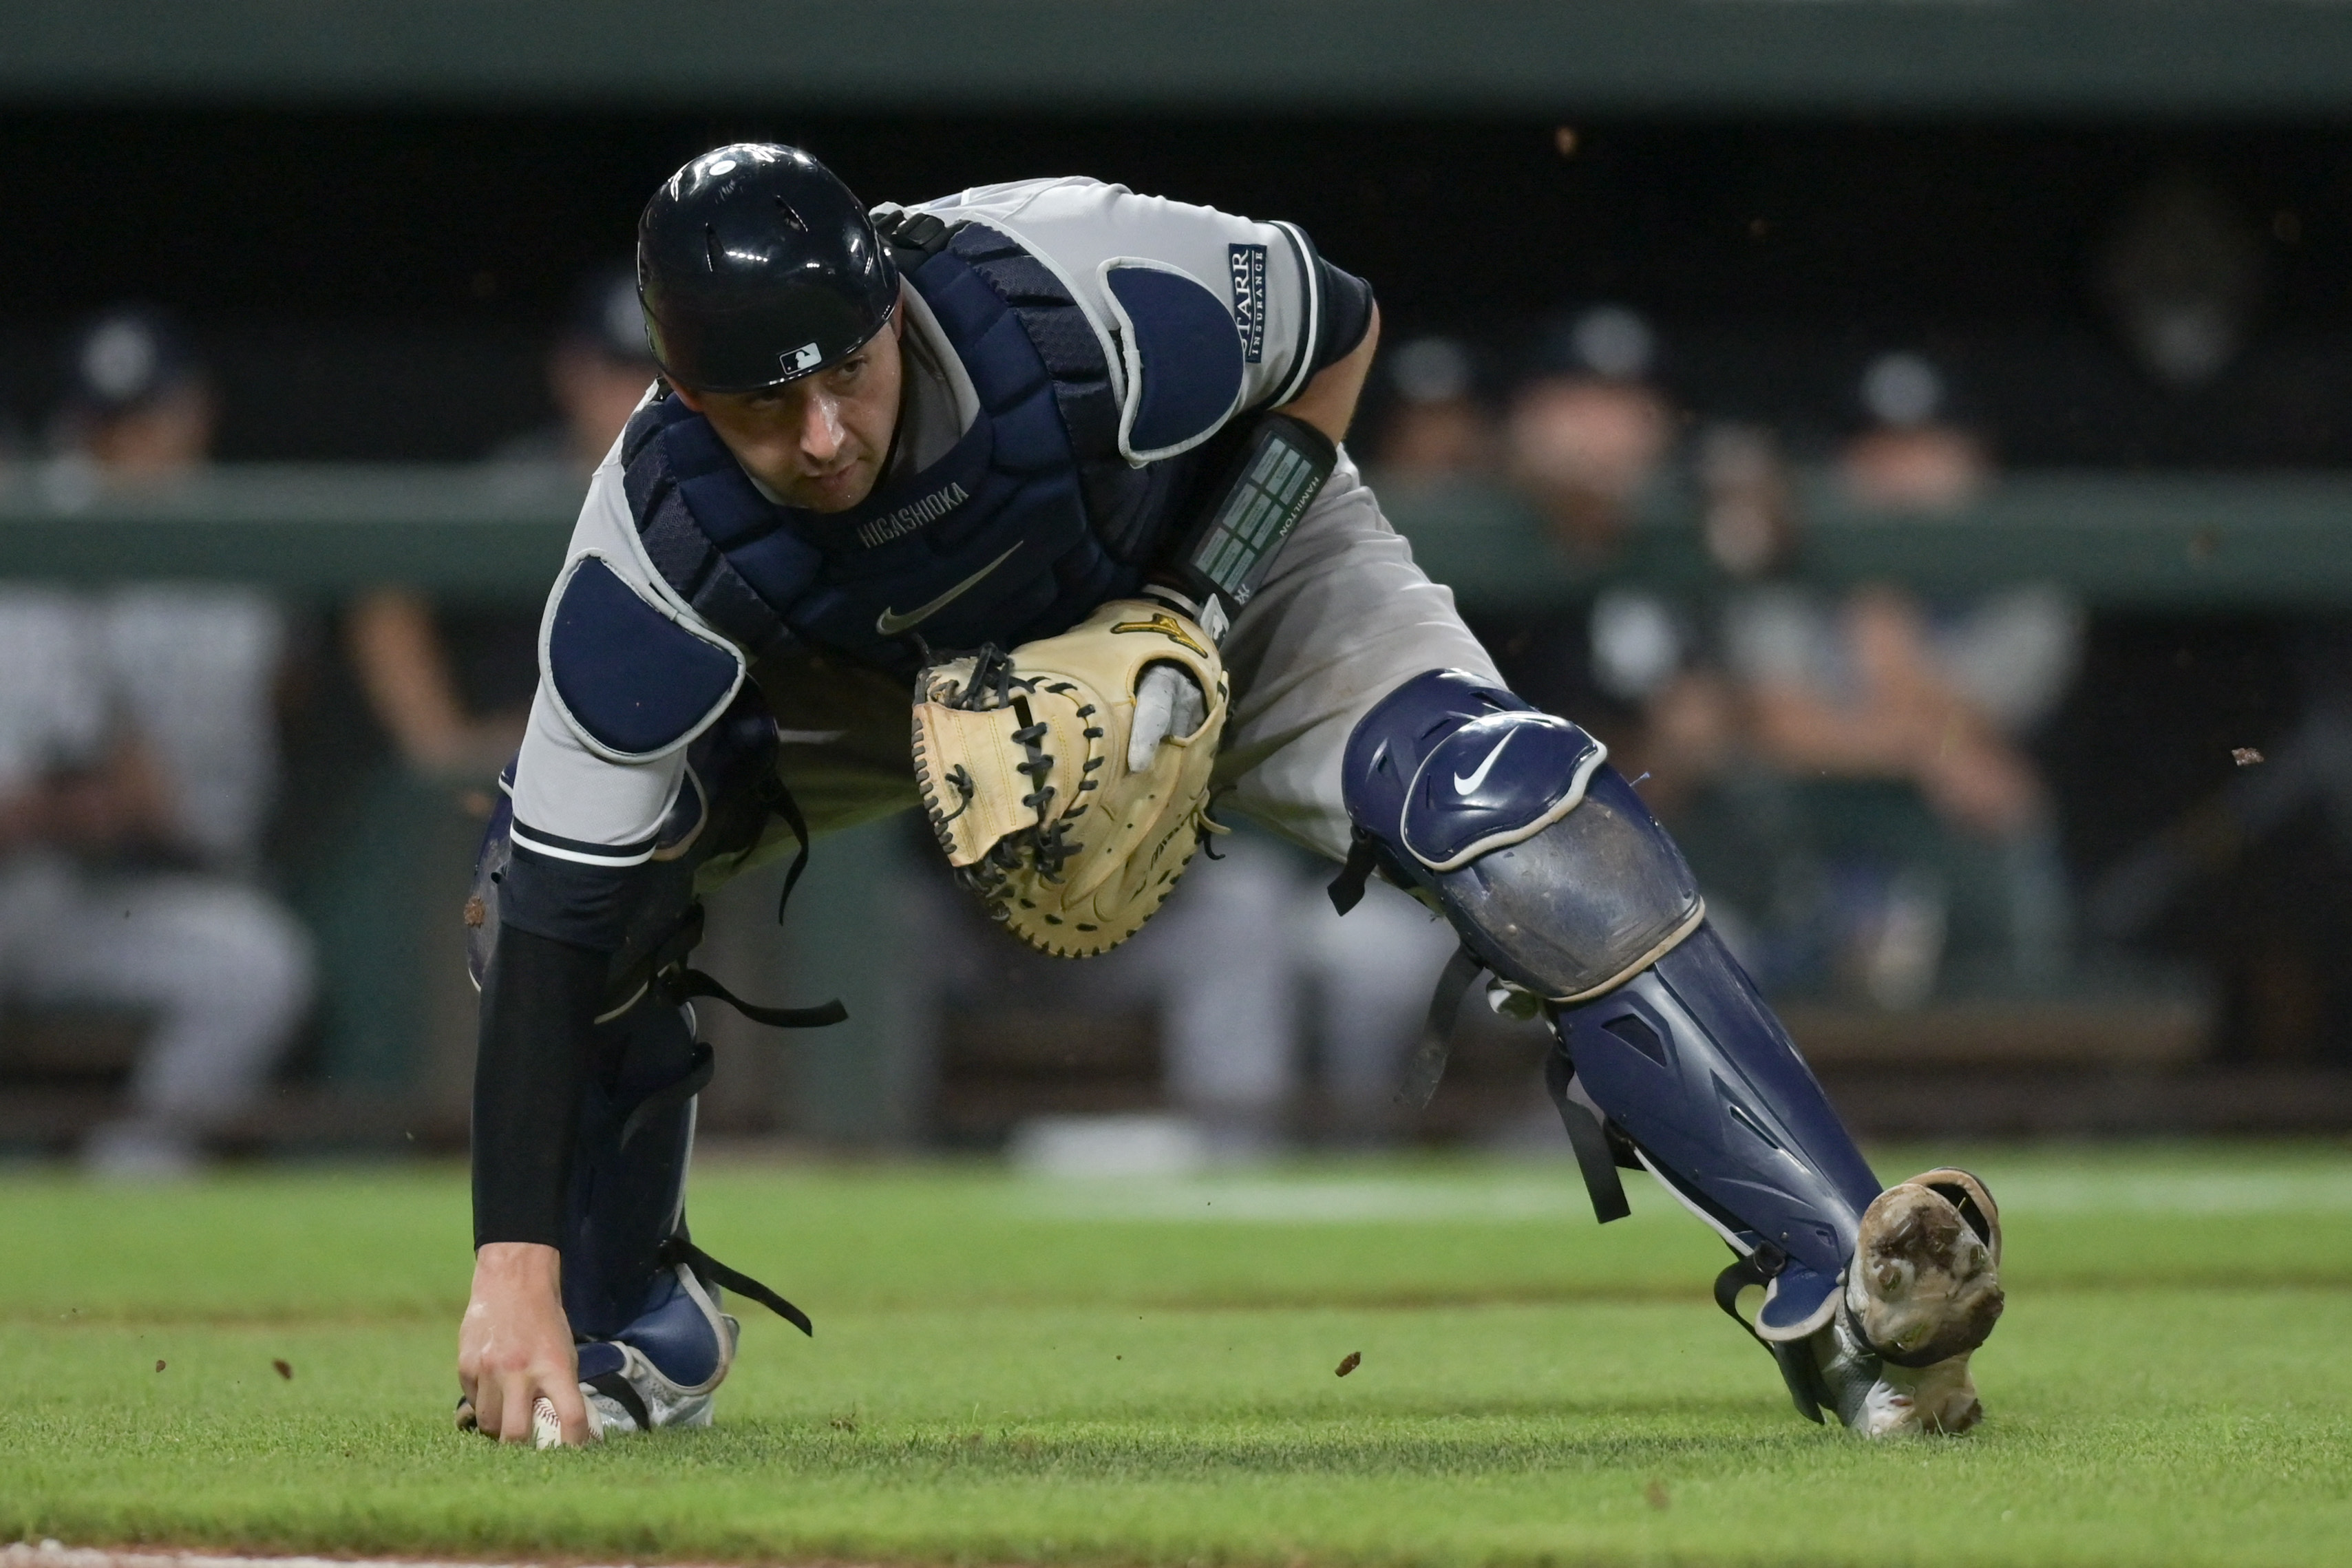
[637, 144, 897, 394]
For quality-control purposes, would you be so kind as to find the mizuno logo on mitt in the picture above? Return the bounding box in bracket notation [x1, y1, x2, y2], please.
[1108, 609, 1211, 658]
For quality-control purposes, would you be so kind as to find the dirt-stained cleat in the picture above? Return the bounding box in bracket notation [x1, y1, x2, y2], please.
[1816, 1168, 2004, 1437]
[1852, 1169, 2004, 1367]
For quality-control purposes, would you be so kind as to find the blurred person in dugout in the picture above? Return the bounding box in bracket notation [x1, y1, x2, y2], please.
[348, 266, 657, 778]
[1, 308, 312, 1174]
[1503, 304, 1677, 560]
[1459, 304, 1683, 757]
[918, 821, 1459, 1146]
[1368, 334, 1496, 482]
[1598, 354, 2079, 1008]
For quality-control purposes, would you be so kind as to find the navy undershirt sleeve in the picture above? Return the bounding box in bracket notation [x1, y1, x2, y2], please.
[472, 922, 607, 1250]
[1284, 222, 1375, 381]
[470, 841, 651, 1250]
[497, 838, 645, 953]
[1312, 255, 1375, 373]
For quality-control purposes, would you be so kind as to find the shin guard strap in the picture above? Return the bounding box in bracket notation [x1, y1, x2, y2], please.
[1398, 946, 1482, 1108]
[659, 966, 847, 1030]
[1714, 1249, 1833, 1427]
[1712, 1243, 1790, 1343]
[658, 1236, 814, 1337]
[585, 1369, 653, 1432]
[1543, 1047, 1631, 1225]
[618, 1042, 715, 1149]
[1326, 828, 1381, 915]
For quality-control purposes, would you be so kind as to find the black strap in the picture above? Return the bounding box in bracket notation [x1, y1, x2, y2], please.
[1397, 944, 1483, 1108]
[1326, 828, 1381, 915]
[652, 772, 846, 1032]
[1542, 1045, 1631, 1225]
[1710, 1241, 1827, 1424]
[617, 1041, 714, 1149]
[584, 1369, 653, 1433]
[660, 967, 847, 1030]
[658, 1235, 814, 1337]
[872, 207, 955, 273]
[1711, 1242, 1791, 1344]
[754, 772, 815, 925]
[599, 900, 709, 1022]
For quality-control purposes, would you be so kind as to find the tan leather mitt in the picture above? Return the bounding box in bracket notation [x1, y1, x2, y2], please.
[911, 598, 1229, 957]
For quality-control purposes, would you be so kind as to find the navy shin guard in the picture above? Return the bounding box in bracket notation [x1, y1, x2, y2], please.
[1554, 922, 1881, 1335]
[562, 995, 707, 1339]
[1339, 669, 1884, 1348]
[559, 992, 809, 1431]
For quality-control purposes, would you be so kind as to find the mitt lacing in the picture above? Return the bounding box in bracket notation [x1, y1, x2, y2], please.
[927, 646, 1095, 904]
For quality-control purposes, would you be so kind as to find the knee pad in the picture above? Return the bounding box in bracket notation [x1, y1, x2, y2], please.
[1337, 669, 1700, 1001]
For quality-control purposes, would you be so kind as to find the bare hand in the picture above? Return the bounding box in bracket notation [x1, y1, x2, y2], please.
[458, 1242, 593, 1445]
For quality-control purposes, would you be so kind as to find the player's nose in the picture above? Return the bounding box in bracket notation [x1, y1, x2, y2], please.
[799, 389, 847, 463]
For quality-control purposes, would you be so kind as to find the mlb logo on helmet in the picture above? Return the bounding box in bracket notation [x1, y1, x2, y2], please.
[784, 342, 823, 375]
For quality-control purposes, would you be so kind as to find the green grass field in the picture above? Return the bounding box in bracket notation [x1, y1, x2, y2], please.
[6, 1143, 2351, 1567]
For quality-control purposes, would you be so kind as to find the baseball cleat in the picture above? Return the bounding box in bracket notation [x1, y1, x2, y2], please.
[1816, 1167, 2004, 1437]
[1807, 1293, 1987, 1437]
[1851, 1169, 2004, 1366]
[573, 1260, 740, 1434]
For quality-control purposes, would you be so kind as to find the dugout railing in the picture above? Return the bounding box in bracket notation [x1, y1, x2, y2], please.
[10, 463, 2352, 1149]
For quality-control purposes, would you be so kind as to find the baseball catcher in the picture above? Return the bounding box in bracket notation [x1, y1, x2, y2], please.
[457, 145, 2004, 1447]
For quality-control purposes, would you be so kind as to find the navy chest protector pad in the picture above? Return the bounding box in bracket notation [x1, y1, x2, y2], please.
[545, 552, 747, 762]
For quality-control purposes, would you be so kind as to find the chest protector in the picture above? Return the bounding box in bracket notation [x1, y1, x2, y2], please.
[620, 223, 1205, 679]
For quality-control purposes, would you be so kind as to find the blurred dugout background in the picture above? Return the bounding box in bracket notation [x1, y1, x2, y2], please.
[8, 1, 2352, 1169]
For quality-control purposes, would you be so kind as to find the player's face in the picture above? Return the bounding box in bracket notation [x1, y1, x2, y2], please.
[675, 312, 904, 513]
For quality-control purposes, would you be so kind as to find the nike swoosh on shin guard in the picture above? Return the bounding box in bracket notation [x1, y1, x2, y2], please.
[1452, 729, 1516, 795]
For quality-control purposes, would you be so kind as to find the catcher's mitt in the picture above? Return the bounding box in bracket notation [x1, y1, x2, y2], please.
[912, 598, 1229, 956]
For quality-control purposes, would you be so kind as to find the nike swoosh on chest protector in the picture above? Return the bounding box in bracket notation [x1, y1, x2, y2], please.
[874, 544, 1022, 637]
[1452, 729, 1516, 795]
